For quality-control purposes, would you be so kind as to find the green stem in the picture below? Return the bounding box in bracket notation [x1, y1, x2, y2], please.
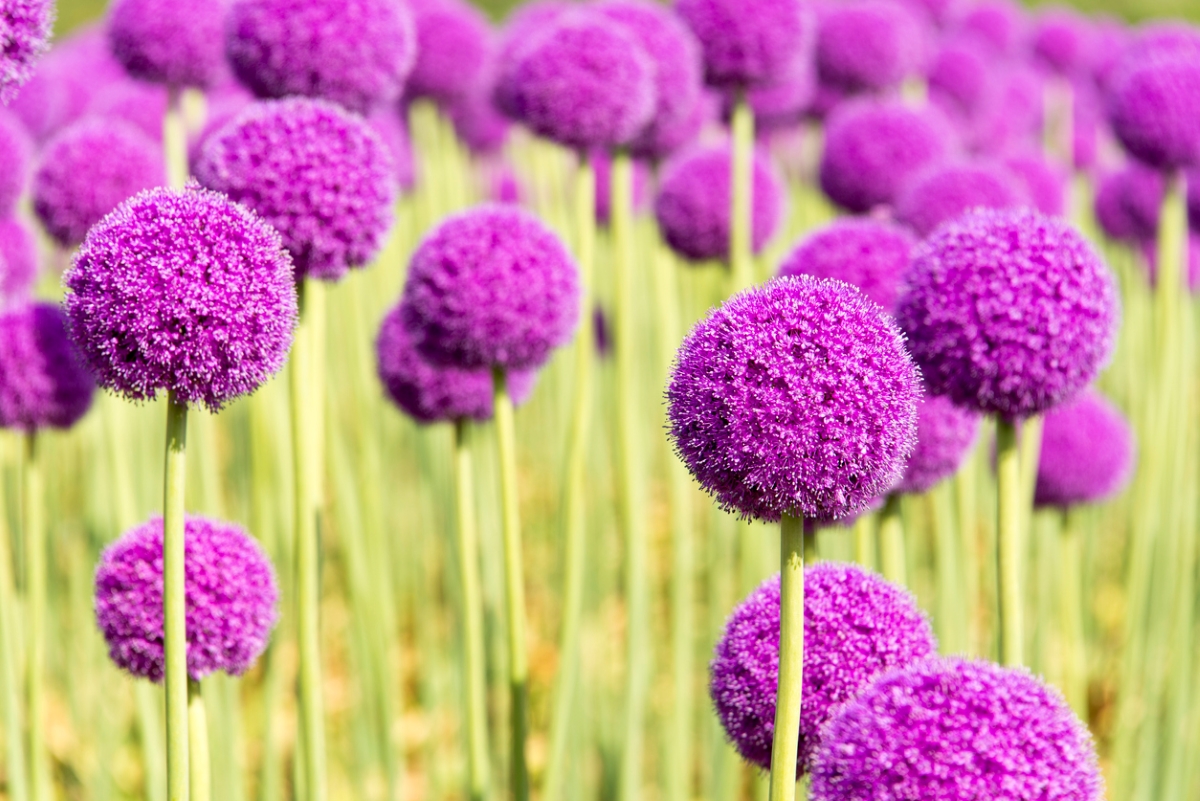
[135, 683, 166, 801]
[164, 89, 188, 191]
[931, 486, 964, 655]
[767, 515, 805, 801]
[995, 418, 1023, 667]
[24, 432, 45, 801]
[852, 514, 874, 569]
[730, 91, 755, 292]
[1156, 171, 1186, 349]
[164, 394, 190, 801]
[878, 494, 907, 587]
[0, 446, 27, 801]
[188, 680, 210, 801]
[1057, 508, 1087, 720]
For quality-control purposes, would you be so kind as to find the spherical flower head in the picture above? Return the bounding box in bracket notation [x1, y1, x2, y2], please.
[896, 394, 980, 494]
[87, 79, 171, 143]
[710, 564, 936, 775]
[895, 161, 1026, 237]
[896, 208, 1119, 420]
[969, 63, 1044, 155]
[675, 0, 813, 90]
[0, 109, 31, 217]
[668, 276, 921, 522]
[734, 63, 816, 132]
[926, 36, 990, 122]
[406, 0, 492, 105]
[94, 516, 279, 682]
[811, 658, 1103, 801]
[1035, 388, 1134, 508]
[1092, 163, 1163, 243]
[0, 302, 95, 431]
[0, 217, 37, 301]
[954, 0, 1025, 57]
[1030, 7, 1094, 76]
[226, 0, 417, 115]
[108, 0, 226, 88]
[1106, 52, 1200, 171]
[195, 98, 397, 282]
[816, 0, 928, 94]
[448, 83, 511, 156]
[64, 184, 297, 412]
[777, 218, 916, 312]
[491, 0, 572, 118]
[819, 99, 954, 214]
[1002, 152, 1067, 217]
[0, 0, 54, 102]
[32, 118, 165, 248]
[593, 150, 650, 227]
[654, 141, 784, 263]
[399, 204, 580, 372]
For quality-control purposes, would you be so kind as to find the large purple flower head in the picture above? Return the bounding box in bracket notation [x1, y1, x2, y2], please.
[226, 0, 417, 115]
[0, 302, 94, 431]
[94, 516, 279, 682]
[64, 184, 297, 412]
[819, 99, 954, 214]
[710, 564, 936, 775]
[405, 0, 492, 106]
[32, 118, 165, 248]
[777, 218, 916, 312]
[0, 109, 31, 217]
[675, 0, 813, 90]
[0, 217, 37, 301]
[668, 276, 921, 522]
[1035, 388, 1134, 508]
[491, 0, 571, 118]
[108, 0, 227, 88]
[654, 141, 785, 263]
[954, 0, 1025, 58]
[1029, 7, 1094, 77]
[399, 204, 580, 372]
[195, 98, 397, 282]
[896, 394, 980, 494]
[896, 208, 1119, 420]
[894, 161, 1026, 238]
[1002, 151, 1067, 217]
[811, 658, 1103, 801]
[816, 0, 928, 94]
[1106, 51, 1200, 171]
[0, 0, 54, 102]
[1093, 163, 1163, 243]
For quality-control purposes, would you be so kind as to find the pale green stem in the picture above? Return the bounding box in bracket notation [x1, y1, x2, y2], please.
[1057, 508, 1087, 720]
[188, 681, 210, 801]
[730, 91, 754, 292]
[767, 515, 805, 801]
[931, 486, 964, 655]
[164, 394, 190, 801]
[0, 445, 27, 801]
[164, 89, 188, 191]
[24, 432, 46, 801]
[995, 418, 1023, 667]
[878, 494, 907, 587]
[852, 514, 874, 569]
[1156, 171, 1186, 350]
[135, 683, 166, 801]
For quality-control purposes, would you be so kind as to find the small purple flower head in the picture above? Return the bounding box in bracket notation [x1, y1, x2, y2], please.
[0, 0, 54, 102]
[969, 63, 1044, 155]
[1092, 163, 1163, 243]
[894, 160, 1026, 238]
[226, 0, 417, 115]
[32, 118, 165, 248]
[448, 82, 511, 156]
[896, 208, 1119, 420]
[777, 218, 916, 312]
[64, 184, 297, 412]
[87, 80, 170, 143]
[896, 394, 980, 494]
[1002, 151, 1068, 217]
[405, 0, 492, 106]
[816, 0, 928, 94]
[668, 276, 921, 522]
[926, 36, 990, 122]
[675, 0, 813, 91]
[1029, 7, 1094, 77]
[593, 150, 650, 227]
[819, 99, 955, 214]
[491, 0, 571, 118]
[195, 98, 397, 282]
[954, 0, 1025, 58]
[0, 302, 95, 431]
[710, 564, 936, 775]
[732, 63, 816, 133]
[108, 0, 227, 88]
[654, 141, 785, 263]
[94, 516, 279, 682]
[1035, 388, 1134, 508]
[0, 108, 32, 217]
[811, 658, 1103, 801]
[399, 204, 580, 372]
[0, 217, 37, 301]
[1106, 51, 1200, 171]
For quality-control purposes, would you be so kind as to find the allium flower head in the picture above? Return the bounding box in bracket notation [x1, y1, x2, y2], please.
[94, 516, 279, 682]
[1030, 7, 1094, 76]
[0, 302, 94, 431]
[675, 0, 813, 90]
[955, 0, 1025, 57]
[731, 64, 816, 132]
[896, 394, 980, 494]
[969, 63, 1044, 155]
[1106, 51, 1200, 171]
[1093, 163, 1163, 243]
[811, 658, 1103, 801]
[226, 0, 417, 115]
[1002, 150, 1067, 217]
[1035, 388, 1134, 508]
[0, 0, 54, 102]
[710, 564, 936, 775]
[195, 98, 397, 282]
[87, 79, 170, 143]
[399, 204, 580, 372]
[448, 81, 511, 156]
[64, 184, 297, 412]
[108, 0, 227, 88]
[777, 218, 916, 312]
[0, 217, 37, 301]
[668, 275, 921, 522]
[926, 36, 990, 122]
[491, 0, 571, 118]
[895, 160, 1026, 237]
[405, 0, 492, 105]
[896, 208, 1119, 420]
[816, 0, 928, 94]
[0, 108, 31, 216]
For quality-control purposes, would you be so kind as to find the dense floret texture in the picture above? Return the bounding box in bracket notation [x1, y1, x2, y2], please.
[816, 0, 927, 93]
[405, 0, 492, 104]
[1035, 388, 1134, 508]
[1106, 52, 1200, 171]
[896, 394, 980, 494]
[0, 0, 54, 102]
[108, 0, 227, 88]
[777, 218, 915, 312]
[0, 302, 94, 430]
[895, 161, 1025, 237]
[675, 0, 812, 90]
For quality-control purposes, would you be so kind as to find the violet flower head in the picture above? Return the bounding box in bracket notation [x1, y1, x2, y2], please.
[108, 0, 227, 88]
[710, 564, 936, 775]
[1002, 151, 1066, 217]
[926, 36, 990, 122]
[1029, 7, 1094, 76]
[894, 160, 1026, 237]
[675, 0, 813, 91]
[732, 63, 816, 133]
[0, 0, 54, 102]
[593, 150, 650, 227]
[0, 216, 36, 301]
[0, 108, 31, 217]
[32, 118, 165, 248]
[811, 658, 1103, 801]
[896, 394, 980, 495]
[87, 80, 170, 143]
[94, 516, 279, 683]
[816, 0, 928, 94]
[1106, 51, 1200, 171]
[491, 0, 571, 118]
[406, 0, 492, 106]
[1035, 388, 1134, 508]
[0, 302, 95, 431]
[399, 204, 580, 372]
[668, 275, 921, 522]
[64, 184, 297, 412]
[448, 81, 511, 156]
[777, 218, 916, 312]
[896, 208, 1119, 420]
[654, 141, 785, 263]
[969, 63, 1044, 155]
[226, 0, 417, 115]
[195, 98, 397, 282]
[1093, 163, 1163, 243]
[954, 0, 1025, 57]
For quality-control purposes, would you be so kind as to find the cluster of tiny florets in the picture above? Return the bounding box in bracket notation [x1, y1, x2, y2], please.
[107, 0, 227, 88]
[405, 0, 493, 105]
[1105, 51, 1200, 171]
[675, 0, 813, 90]
[0, 0, 54, 102]
[815, 0, 927, 94]
[777, 218, 915, 313]
[0, 302, 95, 431]
[896, 394, 980, 495]
[1035, 388, 1135, 508]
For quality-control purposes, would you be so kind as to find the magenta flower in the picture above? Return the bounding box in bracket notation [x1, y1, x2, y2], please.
[0, 302, 94, 431]
[108, 0, 228, 88]
[777, 218, 915, 313]
[675, 0, 814, 90]
[0, 0, 53, 102]
[896, 394, 980, 495]
[1035, 388, 1134, 508]
[894, 160, 1025, 237]
[816, 0, 928, 94]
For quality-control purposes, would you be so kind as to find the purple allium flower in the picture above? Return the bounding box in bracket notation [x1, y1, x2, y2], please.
[399, 204, 580, 372]
[94, 516, 279, 682]
[87, 80, 170, 143]
[1093, 163, 1163, 243]
[954, 0, 1025, 57]
[108, 0, 227, 88]
[675, 0, 813, 91]
[593, 150, 650, 227]
[819, 99, 954, 214]
[896, 394, 980, 495]
[896, 208, 1118, 420]
[1035, 388, 1134, 508]
[1189, 168, 1200, 231]
[898, 0, 956, 27]
[730, 63, 816, 133]
[491, 0, 571, 118]
[226, 0, 417, 115]
[0, 108, 31, 216]
[668, 275, 921, 522]
[777, 218, 916, 312]
[405, 0, 492, 105]
[810, 658, 1103, 801]
[926, 36, 990, 123]
[710, 564, 936, 775]
[195, 98, 397, 282]
[1002, 151, 1067, 217]
[0, 217, 36, 300]
[32, 119, 165, 248]
[1029, 7, 1094, 77]
[448, 81, 510, 156]
[969, 63, 1044, 155]
[0, 302, 94, 430]
[654, 141, 785, 263]
[816, 0, 928, 94]
[0, 0, 54, 103]
[368, 108, 417, 193]
[894, 161, 1026, 237]
[64, 184, 297, 412]
[1106, 52, 1200, 171]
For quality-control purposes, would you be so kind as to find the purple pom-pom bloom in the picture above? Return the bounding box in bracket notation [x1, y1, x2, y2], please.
[88, 80, 170, 143]
[926, 36, 990, 122]
[675, 0, 813, 90]
[654, 141, 785, 263]
[1002, 151, 1067, 217]
[816, 0, 927, 94]
[0, 0, 54, 102]
[0, 302, 94, 431]
[448, 81, 511, 156]
[195, 98, 397, 282]
[226, 0, 417, 115]
[1029, 7, 1094, 76]
[94, 516, 279, 682]
[954, 0, 1025, 57]
[32, 119, 165, 248]
[0, 217, 37, 300]
[108, 0, 227, 88]
[399, 204, 580, 372]
[731, 64, 816, 132]
[64, 185, 297, 412]
[777, 218, 915, 312]
[897, 209, 1119, 420]
[1106, 52, 1200, 171]
[969, 63, 1044, 155]
[0, 109, 31, 216]
[1035, 388, 1134, 508]
[406, 0, 492, 105]
[491, 0, 571, 118]
[1093, 163, 1163, 243]
[811, 658, 1103, 801]
[895, 160, 1025, 237]
[896, 394, 980, 495]
[710, 564, 936, 775]
[668, 276, 921, 522]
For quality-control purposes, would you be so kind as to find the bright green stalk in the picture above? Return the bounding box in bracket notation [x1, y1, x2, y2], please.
[135, 684, 166, 801]
[767, 515, 805, 801]
[24, 433, 47, 801]
[730, 91, 755, 293]
[1057, 509, 1087, 720]
[955, 441, 983, 656]
[878, 494, 907, 587]
[0, 455, 26, 801]
[995, 418, 1023, 667]
[164, 394, 190, 801]
[852, 514, 874, 569]
[164, 90, 188, 191]
[1156, 172, 1186, 348]
[931, 486, 964, 655]
[188, 681, 210, 801]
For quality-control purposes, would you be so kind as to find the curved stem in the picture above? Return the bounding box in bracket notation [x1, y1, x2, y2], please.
[996, 418, 1023, 667]
[24, 433, 44, 801]
[188, 680, 210, 801]
[164, 394, 190, 801]
[730, 91, 755, 293]
[767, 515, 805, 801]
[878, 494, 907, 587]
